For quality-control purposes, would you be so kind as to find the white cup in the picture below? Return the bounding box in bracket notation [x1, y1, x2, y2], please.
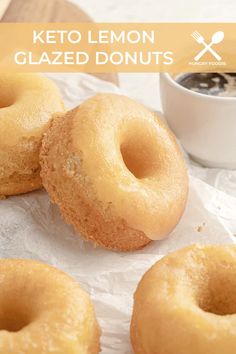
[160, 73, 236, 169]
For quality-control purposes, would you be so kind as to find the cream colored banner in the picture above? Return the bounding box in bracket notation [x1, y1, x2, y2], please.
[0, 23, 235, 72]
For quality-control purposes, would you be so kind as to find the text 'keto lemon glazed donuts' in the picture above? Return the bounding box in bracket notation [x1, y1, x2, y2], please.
[40, 93, 188, 251]
[0, 73, 64, 197]
[131, 244, 236, 354]
[0, 259, 100, 354]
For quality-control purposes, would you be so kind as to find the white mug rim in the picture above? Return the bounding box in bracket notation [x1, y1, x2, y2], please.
[161, 73, 236, 102]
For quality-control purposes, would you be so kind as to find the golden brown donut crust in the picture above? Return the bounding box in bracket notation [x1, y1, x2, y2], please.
[131, 244, 236, 354]
[40, 94, 188, 251]
[0, 73, 64, 197]
[40, 108, 150, 251]
[0, 138, 42, 197]
[0, 258, 100, 354]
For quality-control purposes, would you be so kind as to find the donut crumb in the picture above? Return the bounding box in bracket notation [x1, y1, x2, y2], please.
[196, 222, 206, 233]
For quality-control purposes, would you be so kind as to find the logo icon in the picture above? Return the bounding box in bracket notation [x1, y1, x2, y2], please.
[191, 30, 224, 62]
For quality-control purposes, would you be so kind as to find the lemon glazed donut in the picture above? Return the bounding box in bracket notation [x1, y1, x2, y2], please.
[40, 93, 188, 251]
[0, 73, 64, 197]
[131, 244, 236, 354]
[0, 258, 100, 354]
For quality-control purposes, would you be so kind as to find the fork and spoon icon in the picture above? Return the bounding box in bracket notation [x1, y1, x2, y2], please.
[192, 30, 224, 61]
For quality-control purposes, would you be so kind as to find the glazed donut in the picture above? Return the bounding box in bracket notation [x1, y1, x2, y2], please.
[40, 93, 188, 251]
[131, 244, 236, 354]
[0, 73, 64, 197]
[0, 259, 100, 354]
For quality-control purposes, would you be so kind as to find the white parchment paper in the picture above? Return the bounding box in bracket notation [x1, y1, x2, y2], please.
[0, 73, 236, 354]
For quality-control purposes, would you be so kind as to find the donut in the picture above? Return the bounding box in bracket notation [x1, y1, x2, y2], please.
[0, 258, 100, 354]
[131, 244, 236, 354]
[0, 73, 64, 197]
[40, 93, 188, 251]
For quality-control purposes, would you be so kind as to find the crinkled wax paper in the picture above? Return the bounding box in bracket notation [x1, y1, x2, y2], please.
[0, 73, 236, 353]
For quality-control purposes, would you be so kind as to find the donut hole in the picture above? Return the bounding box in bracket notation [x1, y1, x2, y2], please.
[0, 303, 32, 332]
[120, 121, 161, 179]
[198, 269, 236, 316]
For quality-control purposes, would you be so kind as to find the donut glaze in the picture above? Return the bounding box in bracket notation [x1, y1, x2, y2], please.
[131, 245, 236, 354]
[40, 94, 188, 251]
[0, 259, 100, 354]
[0, 73, 64, 197]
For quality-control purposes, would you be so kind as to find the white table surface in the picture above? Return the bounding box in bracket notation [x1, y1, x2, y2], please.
[69, 0, 236, 110]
